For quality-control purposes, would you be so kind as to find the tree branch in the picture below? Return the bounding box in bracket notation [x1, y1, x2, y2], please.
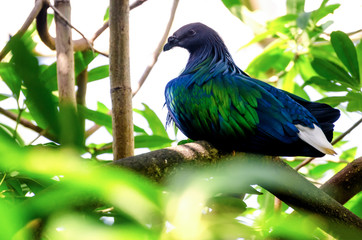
[132, 0, 179, 96]
[109, 0, 134, 159]
[0, 0, 45, 61]
[0, 107, 56, 142]
[112, 141, 362, 238]
[320, 157, 362, 205]
[54, 0, 76, 107]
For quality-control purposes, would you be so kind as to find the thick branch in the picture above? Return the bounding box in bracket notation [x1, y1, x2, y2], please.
[54, 0, 76, 107]
[109, 0, 134, 159]
[112, 141, 362, 238]
[320, 157, 362, 205]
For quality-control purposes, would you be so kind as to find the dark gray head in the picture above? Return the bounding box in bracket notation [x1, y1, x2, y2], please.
[163, 22, 224, 53]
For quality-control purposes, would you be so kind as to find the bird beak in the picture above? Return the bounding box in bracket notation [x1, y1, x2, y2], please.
[163, 36, 178, 51]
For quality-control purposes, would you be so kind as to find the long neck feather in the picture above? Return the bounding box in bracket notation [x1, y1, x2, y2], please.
[181, 35, 249, 85]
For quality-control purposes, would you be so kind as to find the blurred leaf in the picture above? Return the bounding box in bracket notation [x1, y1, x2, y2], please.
[317, 96, 348, 107]
[104, 7, 109, 21]
[6, 177, 24, 196]
[59, 104, 84, 148]
[9, 36, 60, 137]
[311, 57, 358, 90]
[206, 195, 247, 216]
[293, 83, 310, 101]
[0, 93, 11, 101]
[296, 54, 317, 81]
[303, 76, 348, 92]
[134, 103, 169, 138]
[281, 63, 298, 92]
[309, 162, 343, 179]
[340, 147, 357, 162]
[356, 40, 362, 86]
[345, 192, 362, 218]
[287, 0, 305, 14]
[0, 124, 18, 145]
[0, 63, 21, 100]
[310, 4, 340, 23]
[296, 12, 311, 29]
[74, 51, 98, 78]
[346, 92, 362, 112]
[88, 65, 109, 82]
[268, 14, 298, 30]
[330, 31, 360, 81]
[247, 44, 293, 78]
[41, 51, 97, 91]
[79, 105, 112, 130]
[134, 135, 173, 149]
[0, 123, 24, 146]
[221, 0, 243, 21]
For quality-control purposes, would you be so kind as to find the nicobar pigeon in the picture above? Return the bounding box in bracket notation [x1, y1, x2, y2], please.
[163, 23, 340, 157]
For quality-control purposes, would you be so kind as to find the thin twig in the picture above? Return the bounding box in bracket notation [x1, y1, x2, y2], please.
[132, 0, 179, 97]
[295, 117, 362, 171]
[89, 0, 149, 44]
[0, 107, 56, 142]
[49, 3, 94, 52]
[0, 0, 46, 61]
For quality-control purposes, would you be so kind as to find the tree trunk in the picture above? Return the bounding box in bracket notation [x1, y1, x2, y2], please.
[109, 0, 134, 160]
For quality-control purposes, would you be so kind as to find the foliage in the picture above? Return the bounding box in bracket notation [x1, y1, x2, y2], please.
[0, 0, 361, 239]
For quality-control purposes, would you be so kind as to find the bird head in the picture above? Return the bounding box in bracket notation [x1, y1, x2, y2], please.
[163, 22, 222, 53]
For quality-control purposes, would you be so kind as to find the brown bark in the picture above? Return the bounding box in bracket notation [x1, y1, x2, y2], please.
[109, 0, 134, 159]
[321, 157, 362, 205]
[112, 141, 362, 239]
[54, 0, 76, 107]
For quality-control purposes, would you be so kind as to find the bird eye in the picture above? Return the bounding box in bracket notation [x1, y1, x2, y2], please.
[187, 29, 196, 36]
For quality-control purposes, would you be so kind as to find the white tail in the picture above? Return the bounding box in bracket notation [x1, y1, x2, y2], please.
[295, 124, 336, 155]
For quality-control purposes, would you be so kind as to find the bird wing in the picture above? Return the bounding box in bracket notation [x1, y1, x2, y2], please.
[165, 73, 301, 144]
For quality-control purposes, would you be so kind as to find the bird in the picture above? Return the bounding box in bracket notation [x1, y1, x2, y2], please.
[163, 22, 340, 157]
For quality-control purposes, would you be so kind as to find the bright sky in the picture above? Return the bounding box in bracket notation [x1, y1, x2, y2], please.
[0, 0, 361, 158]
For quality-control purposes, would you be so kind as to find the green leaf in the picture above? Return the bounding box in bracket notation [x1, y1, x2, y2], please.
[0, 123, 24, 146]
[74, 51, 98, 78]
[221, 0, 243, 21]
[103, 7, 109, 21]
[296, 12, 311, 29]
[310, 4, 340, 23]
[303, 76, 348, 92]
[78, 105, 112, 130]
[134, 135, 173, 149]
[346, 92, 362, 112]
[356, 40, 362, 86]
[330, 31, 360, 81]
[0, 124, 18, 145]
[311, 57, 358, 90]
[134, 103, 169, 138]
[9, 36, 60, 137]
[88, 65, 109, 82]
[246, 44, 293, 79]
[281, 63, 298, 92]
[293, 82, 310, 101]
[0, 63, 21, 100]
[345, 192, 362, 218]
[267, 14, 298, 30]
[296, 54, 317, 81]
[41, 51, 98, 91]
[317, 96, 348, 107]
[0, 93, 11, 101]
[340, 147, 357, 162]
[286, 0, 305, 14]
